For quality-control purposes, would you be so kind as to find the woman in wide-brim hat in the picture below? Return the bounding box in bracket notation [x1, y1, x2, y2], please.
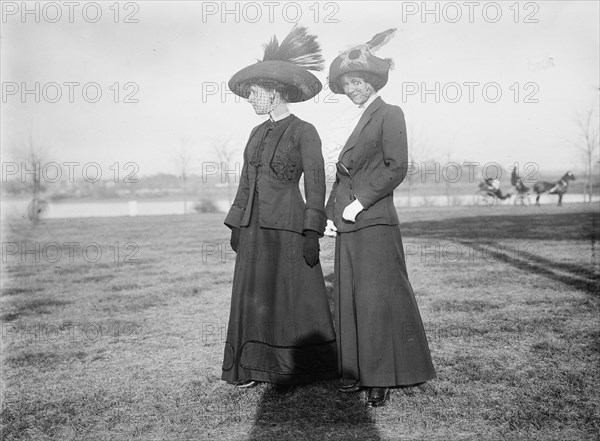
[221, 26, 337, 387]
[325, 29, 436, 406]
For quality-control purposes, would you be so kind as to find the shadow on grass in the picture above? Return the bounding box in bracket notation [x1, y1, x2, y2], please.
[400, 211, 599, 295]
[248, 382, 380, 441]
[400, 211, 599, 242]
[231, 278, 381, 441]
[460, 241, 599, 295]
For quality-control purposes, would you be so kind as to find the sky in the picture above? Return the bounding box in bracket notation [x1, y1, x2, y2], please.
[1, 1, 599, 179]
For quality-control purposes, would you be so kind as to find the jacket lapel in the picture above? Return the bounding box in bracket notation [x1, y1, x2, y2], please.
[338, 97, 384, 168]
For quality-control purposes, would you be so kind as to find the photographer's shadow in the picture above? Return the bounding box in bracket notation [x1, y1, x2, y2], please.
[247, 334, 381, 441]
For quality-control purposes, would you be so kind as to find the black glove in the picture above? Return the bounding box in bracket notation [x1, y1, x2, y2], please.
[303, 230, 320, 267]
[230, 228, 240, 253]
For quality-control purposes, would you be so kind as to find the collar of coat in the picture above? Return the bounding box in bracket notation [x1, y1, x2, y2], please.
[339, 96, 385, 165]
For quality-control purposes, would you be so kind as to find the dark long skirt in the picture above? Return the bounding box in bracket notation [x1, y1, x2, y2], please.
[334, 224, 436, 387]
[221, 196, 337, 385]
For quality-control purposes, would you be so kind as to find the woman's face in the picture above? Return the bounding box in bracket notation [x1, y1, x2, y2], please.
[247, 84, 281, 115]
[341, 74, 375, 105]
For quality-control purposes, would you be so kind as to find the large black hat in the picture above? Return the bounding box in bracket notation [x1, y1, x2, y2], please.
[328, 29, 396, 94]
[228, 26, 324, 103]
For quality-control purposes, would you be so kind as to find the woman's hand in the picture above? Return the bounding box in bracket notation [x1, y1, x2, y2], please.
[230, 228, 241, 253]
[324, 219, 338, 237]
[303, 230, 320, 267]
[342, 199, 364, 222]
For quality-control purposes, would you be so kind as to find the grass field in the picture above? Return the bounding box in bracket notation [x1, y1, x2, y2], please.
[1, 203, 599, 440]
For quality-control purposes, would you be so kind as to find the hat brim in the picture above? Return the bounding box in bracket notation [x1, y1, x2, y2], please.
[228, 61, 322, 103]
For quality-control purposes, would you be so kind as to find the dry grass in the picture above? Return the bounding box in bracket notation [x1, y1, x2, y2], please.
[1, 205, 599, 440]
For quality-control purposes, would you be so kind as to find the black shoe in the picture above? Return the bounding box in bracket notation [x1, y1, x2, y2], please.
[366, 387, 389, 407]
[234, 380, 258, 389]
[339, 380, 360, 393]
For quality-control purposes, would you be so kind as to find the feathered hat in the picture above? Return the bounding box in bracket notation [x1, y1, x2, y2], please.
[328, 28, 397, 94]
[228, 26, 324, 103]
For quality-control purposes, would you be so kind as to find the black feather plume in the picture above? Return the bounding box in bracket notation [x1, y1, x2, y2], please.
[262, 25, 324, 71]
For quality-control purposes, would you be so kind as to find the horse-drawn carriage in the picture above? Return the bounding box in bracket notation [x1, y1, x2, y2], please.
[473, 178, 512, 206]
[473, 169, 576, 207]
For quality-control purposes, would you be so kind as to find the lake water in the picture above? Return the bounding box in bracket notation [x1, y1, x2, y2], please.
[1, 194, 597, 220]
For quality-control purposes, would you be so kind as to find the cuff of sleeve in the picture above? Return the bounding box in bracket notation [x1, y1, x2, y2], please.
[303, 208, 327, 236]
[224, 205, 244, 229]
[354, 193, 374, 210]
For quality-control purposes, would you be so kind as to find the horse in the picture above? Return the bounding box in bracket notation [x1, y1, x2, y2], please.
[533, 171, 576, 206]
[511, 167, 531, 205]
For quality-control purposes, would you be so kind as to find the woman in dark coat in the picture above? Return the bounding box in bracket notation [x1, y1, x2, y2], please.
[222, 26, 337, 387]
[325, 29, 436, 406]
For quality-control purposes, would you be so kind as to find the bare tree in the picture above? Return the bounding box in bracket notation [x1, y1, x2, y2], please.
[574, 104, 600, 203]
[443, 150, 454, 206]
[406, 125, 436, 208]
[10, 132, 51, 222]
[173, 138, 195, 215]
[211, 136, 240, 206]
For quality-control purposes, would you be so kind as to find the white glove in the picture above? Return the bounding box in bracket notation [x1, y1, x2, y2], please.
[324, 219, 338, 237]
[342, 199, 364, 223]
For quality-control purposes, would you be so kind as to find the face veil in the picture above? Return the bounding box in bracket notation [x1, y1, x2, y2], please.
[247, 85, 283, 115]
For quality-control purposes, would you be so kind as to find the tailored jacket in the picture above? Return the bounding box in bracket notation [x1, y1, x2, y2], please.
[325, 97, 409, 233]
[224, 115, 327, 235]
